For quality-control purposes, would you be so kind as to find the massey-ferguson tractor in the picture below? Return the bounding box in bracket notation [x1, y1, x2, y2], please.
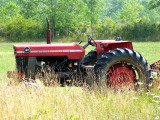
[9, 19, 153, 90]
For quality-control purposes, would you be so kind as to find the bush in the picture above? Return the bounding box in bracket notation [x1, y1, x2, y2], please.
[93, 19, 160, 41]
[1, 16, 160, 42]
[3, 17, 44, 42]
[119, 21, 160, 41]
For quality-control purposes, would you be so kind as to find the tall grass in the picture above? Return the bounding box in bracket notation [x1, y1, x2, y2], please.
[0, 84, 160, 120]
[0, 41, 160, 119]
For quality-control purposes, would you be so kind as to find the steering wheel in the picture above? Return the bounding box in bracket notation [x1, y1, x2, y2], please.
[88, 35, 96, 46]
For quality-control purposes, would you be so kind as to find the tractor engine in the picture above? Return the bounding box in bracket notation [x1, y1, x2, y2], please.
[14, 43, 85, 84]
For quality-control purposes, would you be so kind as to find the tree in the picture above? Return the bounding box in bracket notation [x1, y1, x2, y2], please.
[104, 0, 124, 21]
[42, 0, 104, 39]
[118, 1, 144, 23]
[17, 0, 41, 19]
[83, 0, 105, 36]
[0, 2, 20, 23]
[149, 0, 160, 9]
[133, 0, 160, 22]
[49, 0, 89, 38]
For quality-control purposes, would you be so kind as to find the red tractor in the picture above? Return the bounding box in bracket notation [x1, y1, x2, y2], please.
[10, 20, 152, 90]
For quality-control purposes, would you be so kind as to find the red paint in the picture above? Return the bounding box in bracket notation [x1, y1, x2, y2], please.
[14, 40, 133, 60]
[18, 72, 25, 79]
[107, 63, 135, 88]
[14, 43, 85, 60]
[93, 40, 133, 54]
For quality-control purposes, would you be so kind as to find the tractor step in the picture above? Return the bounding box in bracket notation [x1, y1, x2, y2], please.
[84, 65, 94, 69]
[81, 65, 94, 73]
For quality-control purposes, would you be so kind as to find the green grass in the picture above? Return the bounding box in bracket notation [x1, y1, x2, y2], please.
[0, 41, 160, 120]
[132, 42, 160, 64]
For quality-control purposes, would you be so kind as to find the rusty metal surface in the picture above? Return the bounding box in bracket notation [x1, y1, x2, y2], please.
[46, 18, 51, 44]
[150, 60, 160, 78]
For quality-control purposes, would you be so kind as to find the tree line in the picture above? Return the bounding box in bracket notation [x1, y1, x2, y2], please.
[0, 0, 160, 42]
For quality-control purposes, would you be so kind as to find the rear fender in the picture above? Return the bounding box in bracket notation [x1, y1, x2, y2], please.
[94, 40, 133, 54]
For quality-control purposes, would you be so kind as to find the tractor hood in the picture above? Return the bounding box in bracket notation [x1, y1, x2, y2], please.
[14, 43, 85, 60]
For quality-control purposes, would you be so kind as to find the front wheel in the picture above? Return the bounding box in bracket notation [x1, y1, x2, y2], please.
[94, 48, 152, 91]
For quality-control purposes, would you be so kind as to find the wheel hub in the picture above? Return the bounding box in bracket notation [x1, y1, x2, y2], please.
[107, 63, 135, 88]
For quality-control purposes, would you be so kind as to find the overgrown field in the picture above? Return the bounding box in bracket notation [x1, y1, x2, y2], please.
[0, 41, 160, 120]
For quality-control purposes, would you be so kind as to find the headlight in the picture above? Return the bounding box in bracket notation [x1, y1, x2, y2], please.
[24, 47, 30, 53]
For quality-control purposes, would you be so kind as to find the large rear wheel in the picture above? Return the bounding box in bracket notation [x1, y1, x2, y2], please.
[94, 48, 152, 90]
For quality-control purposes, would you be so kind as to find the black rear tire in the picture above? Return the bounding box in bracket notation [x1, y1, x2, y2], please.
[83, 50, 97, 65]
[94, 48, 152, 91]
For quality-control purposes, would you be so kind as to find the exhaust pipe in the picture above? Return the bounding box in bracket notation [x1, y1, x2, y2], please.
[46, 18, 51, 44]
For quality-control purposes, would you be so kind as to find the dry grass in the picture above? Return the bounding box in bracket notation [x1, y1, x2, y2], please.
[0, 41, 160, 120]
[0, 81, 160, 120]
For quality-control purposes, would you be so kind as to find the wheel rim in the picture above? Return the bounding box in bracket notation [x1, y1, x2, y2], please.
[107, 63, 136, 88]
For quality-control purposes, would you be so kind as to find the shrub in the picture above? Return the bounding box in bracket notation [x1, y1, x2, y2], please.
[93, 20, 160, 41]
[3, 17, 43, 42]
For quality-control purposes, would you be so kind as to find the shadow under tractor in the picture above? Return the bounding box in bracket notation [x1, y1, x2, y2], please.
[8, 19, 155, 90]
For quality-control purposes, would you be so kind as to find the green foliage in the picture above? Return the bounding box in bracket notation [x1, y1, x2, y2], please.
[104, 0, 124, 21]
[50, 0, 89, 38]
[3, 17, 43, 41]
[94, 17, 117, 39]
[149, 0, 160, 9]
[118, 1, 144, 23]
[93, 20, 160, 41]
[48, 0, 104, 38]
[17, 0, 41, 19]
[0, 0, 160, 42]
[0, 2, 20, 23]
[116, 21, 160, 41]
